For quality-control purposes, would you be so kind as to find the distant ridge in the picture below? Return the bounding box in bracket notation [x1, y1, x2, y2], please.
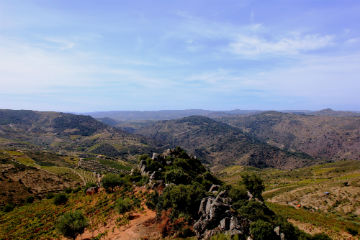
[86, 108, 360, 122]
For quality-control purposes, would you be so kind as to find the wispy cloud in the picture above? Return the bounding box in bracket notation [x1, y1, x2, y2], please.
[43, 37, 76, 50]
[229, 34, 334, 57]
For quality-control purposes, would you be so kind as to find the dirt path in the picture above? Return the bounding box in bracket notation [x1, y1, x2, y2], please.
[77, 206, 161, 240]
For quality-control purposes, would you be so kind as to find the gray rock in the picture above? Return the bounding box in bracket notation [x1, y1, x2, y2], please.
[193, 191, 248, 239]
[280, 233, 285, 240]
[274, 226, 280, 236]
[152, 152, 159, 160]
[209, 184, 220, 193]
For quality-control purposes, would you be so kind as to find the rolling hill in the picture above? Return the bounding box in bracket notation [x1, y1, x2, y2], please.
[135, 115, 314, 170]
[0, 109, 153, 161]
[219, 111, 360, 161]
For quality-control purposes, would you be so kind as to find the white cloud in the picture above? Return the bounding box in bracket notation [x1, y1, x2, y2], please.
[229, 34, 334, 57]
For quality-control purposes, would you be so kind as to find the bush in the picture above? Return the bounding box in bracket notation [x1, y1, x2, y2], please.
[161, 183, 206, 218]
[2, 203, 15, 212]
[101, 174, 129, 192]
[237, 201, 274, 221]
[46, 192, 55, 199]
[72, 186, 81, 193]
[250, 220, 277, 240]
[54, 193, 68, 205]
[146, 191, 159, 210]
[346, 226, 358, 236]
[26, 196, 35, 203]
[164, 168, 191, 184]
[56, 211, 88, 239]
[242, 174, 265, 201]
[116, 197, 134, 214]
[65, 188, 72, 194]
[228, 185, 248, 203]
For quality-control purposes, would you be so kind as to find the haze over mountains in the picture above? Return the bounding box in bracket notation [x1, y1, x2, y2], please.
[88, 108, 360, 122]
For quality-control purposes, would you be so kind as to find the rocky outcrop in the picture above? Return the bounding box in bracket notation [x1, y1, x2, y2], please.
[194, 190, 249, 239]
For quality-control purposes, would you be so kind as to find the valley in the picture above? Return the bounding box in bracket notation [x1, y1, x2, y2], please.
[0, 109, 360, 239]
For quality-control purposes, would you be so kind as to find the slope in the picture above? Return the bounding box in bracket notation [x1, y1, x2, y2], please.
[135, 115, 314, 170]
[219, 111, 360, 161]
[0, 109, 153, 161]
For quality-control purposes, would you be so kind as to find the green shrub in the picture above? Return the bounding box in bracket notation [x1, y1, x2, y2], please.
[26, 196, 35, 203]
[46, 192, 55, 199]
[54, 193, 68, 205]
[65, 188, 72, 194]
[56, 210, 88, 240]
[161, 183, 206, 218]
[101, 173, 129, 192]
[146, 191, 159, 210]
[242, 173, 265, 201]
[164, 168, 191, 184]
[346, 226, 358, 236]
[228, 185, 248, 203]
[2, 203, 15, 212]
[250, 220, 277, 240]
[116, 197, 133, 214]
[72, 186, 81, 193]
[237, 201, 274, 222]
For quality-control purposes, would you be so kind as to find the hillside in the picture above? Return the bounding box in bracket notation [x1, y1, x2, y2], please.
[87, 109, 260, 122]
[219, 111, 360, 161]
[0, 109, 153, 161]
[0, 148, 330, 240]
[218, 160, 360, 239]
[135, 116, 314, 170]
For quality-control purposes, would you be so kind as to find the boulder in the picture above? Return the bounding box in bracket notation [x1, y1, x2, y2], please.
[209, 184, 220, 193]
[193, 191, 247, 239]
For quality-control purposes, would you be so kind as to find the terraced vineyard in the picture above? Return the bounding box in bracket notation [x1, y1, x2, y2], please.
[218, 160, 360, 239]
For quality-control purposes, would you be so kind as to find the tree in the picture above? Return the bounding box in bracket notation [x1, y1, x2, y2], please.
[250, 220, 277, 240]
[116, 197, 133, 214]
[56, 211, 88, 239]
[242, 174, 265, 201]
[101, 173, 126, 192]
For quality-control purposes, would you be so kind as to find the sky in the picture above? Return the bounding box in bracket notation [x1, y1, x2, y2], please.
[0, 0, 360, 112]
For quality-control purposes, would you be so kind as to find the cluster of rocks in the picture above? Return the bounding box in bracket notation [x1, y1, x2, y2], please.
[77, 159, 125, 175]
[138, 152, 173, 188]
[194, 186, 249, 239]
[194, 185, 286, 240]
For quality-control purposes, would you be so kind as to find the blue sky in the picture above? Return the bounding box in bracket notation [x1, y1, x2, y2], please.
[0, 0, 360, 112]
